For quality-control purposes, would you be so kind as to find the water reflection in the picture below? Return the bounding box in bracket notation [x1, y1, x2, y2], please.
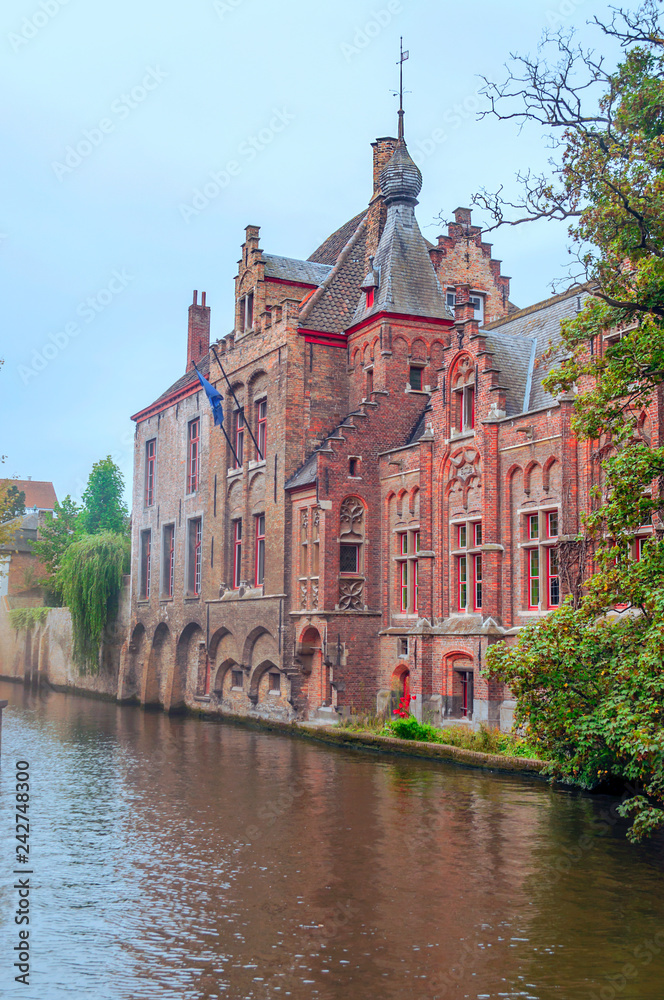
[0, 680, 663, 1000]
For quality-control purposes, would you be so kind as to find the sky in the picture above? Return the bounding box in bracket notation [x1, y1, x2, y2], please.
[1, 0, 617, 505]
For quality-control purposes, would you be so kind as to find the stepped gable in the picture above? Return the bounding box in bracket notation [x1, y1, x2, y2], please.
[308, 210, 368, 265]
[350, 138, 451, 327]
[483, 284, 592, 413]
[298, 220, 368, 334]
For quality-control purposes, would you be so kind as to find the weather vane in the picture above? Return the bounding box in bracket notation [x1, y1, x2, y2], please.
[394, 37, 409, 139]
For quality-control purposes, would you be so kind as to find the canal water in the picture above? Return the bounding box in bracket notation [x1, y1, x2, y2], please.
[0, 680, 663, 1000]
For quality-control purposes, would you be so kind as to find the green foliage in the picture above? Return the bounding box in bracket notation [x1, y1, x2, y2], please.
[30, 495, 81, 601]
[8, 607, 51, 630]
[478, 3, 664, 842]
[78, 456, 128, 536]
[56, 531, 128, 672]
[0, 484, 26, 521]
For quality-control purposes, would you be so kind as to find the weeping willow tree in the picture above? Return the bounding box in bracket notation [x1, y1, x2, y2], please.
[57, 531, 128, 672]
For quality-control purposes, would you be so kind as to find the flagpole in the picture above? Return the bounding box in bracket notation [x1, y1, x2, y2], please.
[191, 360, 241, 467]
[210, 343, 264, 460]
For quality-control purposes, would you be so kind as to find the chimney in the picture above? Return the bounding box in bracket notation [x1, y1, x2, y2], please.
[371, 136, 398, 199]
[453, 207, 472, 227]
[187, 290, 211, 372]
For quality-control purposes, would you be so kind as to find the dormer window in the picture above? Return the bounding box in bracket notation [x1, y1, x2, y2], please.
[366, 287, 375, 308]
[361, 256, 379, 310]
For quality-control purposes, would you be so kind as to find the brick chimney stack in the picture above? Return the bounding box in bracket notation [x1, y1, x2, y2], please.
[187, 290, 210, 371]
[371, 136, 398, 199]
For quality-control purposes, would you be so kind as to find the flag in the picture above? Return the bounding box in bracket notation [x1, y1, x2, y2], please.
[401, 49, 409, 61]
[194, 365, 224, 426]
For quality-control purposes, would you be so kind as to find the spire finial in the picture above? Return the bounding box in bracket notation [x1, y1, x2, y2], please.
[397, 37, 409, 140]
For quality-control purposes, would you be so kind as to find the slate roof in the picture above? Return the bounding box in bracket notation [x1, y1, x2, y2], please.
[483, 286, 592, 414]
[300, 224, 368, 334]
[0, 512, 39, 554]
[263, 254, 332, 286]
[153, 351, 211, 405]
[284, 452, 318, 490]
[308, 211, 368, 265]
[350, 202, 452, 326]
[5, 481, 57, 511]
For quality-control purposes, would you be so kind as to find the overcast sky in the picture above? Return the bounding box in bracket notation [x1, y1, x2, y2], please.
[1, 0, 616, 505]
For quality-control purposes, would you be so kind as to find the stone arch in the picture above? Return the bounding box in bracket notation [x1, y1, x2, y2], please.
[120, 623, 146, 702]
[170, 621, 205, 712]
[409, 486, 420, 519]
[242, 624, 277, 670]
[411, 337, 427, 361]
[249, 657, 280, 700]
[227, 479, 243, 517]
[443, 651, 475, 719]
[143, 622, 172, 707]
[249, 471, 265, 512]
[393, 335, 409, 361]
[297, 624, 330, 715]
[524, 460, 541, 496]
[542, 456, 559, 493]
[248, 368, 268, 391]
[213, 656, 239, 697]
[396, 488, 407, 518]
[370, 336, 379, 360]
[430, 340, 446, 369]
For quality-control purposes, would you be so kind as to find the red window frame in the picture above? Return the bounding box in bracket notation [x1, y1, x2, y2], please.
[474, 522, 482, 547]
[234, 410, 245, 468]
[255, 513, 265, 586]
[193, 519, 202, 596]
[145, 439, 156, 507]
[400, 561, 408, 612]
[547, 546, 560, 607]
[140, 530, 151, 600]
[528, 548, 540, 608]
[366, 287, 375, 309]
[164, 524, 175, 598]
[458, 524, 467, 549]
[256, 399, 267, 460]
[528, 514, 539, 540]
[457, 555, 467, 611]
[474, 554, 482, 610]
[413, 559, 419, 614]
[547, 511, 558, 538]
[233, 520, 242, 588]
[187, 419, 200, 494]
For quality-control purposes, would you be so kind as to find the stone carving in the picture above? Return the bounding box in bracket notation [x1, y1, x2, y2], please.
[340, 497, 364, 534]
[311, 580, 319, 610]
[300, 581, 307, 607]
[339, 579, 363, 611]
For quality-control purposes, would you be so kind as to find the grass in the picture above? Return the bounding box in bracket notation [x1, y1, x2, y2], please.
[337, 713, 543, 759]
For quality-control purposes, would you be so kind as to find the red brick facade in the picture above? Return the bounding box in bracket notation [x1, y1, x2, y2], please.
[125, 123, 649, 728]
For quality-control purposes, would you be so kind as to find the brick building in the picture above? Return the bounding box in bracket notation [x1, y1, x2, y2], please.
[125, 117, 636, 727]
[0, 479, 58, 604]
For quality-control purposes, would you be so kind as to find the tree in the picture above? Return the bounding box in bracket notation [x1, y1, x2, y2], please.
[30, 495, 81, 601]
[476, 2, 664, 839]
[78, 456, 129, 536]
[57, 531, 128, 671]
[0, 483, 26, 521]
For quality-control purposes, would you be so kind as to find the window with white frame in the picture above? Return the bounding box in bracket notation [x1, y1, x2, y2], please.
[396, 527, 420, 614]
[451, 518, 482, 612]
[522, 508, 560, 610]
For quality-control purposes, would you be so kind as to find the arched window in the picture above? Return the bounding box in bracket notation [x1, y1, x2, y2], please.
[338, 496, 365, 611]
[451, 357, 475, 433]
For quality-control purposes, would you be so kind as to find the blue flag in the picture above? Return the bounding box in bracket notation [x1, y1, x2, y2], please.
[194, 366, 224, 426]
